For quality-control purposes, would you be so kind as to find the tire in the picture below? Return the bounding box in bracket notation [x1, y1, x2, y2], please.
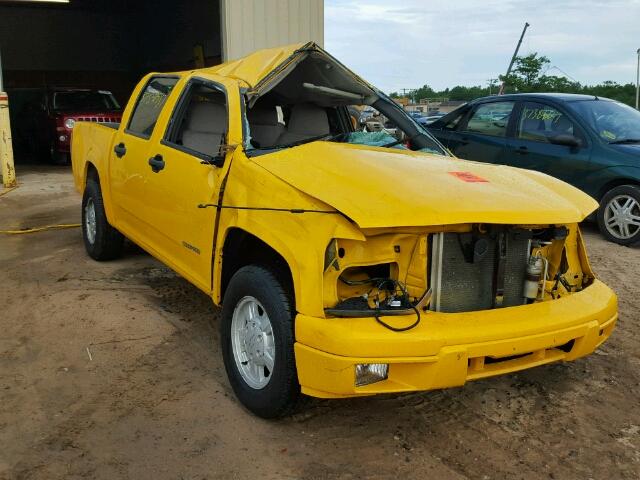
[49, 142, 70, 165]
[597, 184, 640, 246]
[52, 151, 70, 166]
[221, 265, 300, 418]
[82, 180, 124, 260]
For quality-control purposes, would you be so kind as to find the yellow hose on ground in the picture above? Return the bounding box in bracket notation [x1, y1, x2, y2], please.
[0, 186, 81, 234]
[0, 223, 81, 235]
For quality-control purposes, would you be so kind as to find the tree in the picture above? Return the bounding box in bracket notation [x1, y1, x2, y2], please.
[499, 53, 550, 92]
[387, 51, 636, 107]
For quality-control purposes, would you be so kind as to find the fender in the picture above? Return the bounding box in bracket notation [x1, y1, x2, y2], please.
[579, 165, 640, 199]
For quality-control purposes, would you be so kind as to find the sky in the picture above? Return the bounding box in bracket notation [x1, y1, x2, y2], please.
[324, 0, 640, 94]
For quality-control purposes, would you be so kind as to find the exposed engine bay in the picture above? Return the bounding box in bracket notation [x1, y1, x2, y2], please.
[323, 224, 593, 328]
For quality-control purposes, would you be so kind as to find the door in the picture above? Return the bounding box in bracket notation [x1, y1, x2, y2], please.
[504, 101, 592, 187]
[447, 101, 515, 164]
[140, 78, 232, 291]
[109, 76, 180, 237]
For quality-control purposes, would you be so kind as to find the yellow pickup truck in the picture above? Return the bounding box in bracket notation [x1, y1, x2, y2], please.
[71, 42, 617, 418]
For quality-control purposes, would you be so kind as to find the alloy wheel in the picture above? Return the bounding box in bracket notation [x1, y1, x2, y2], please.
[230, 296, 275, 389]
[603, 194, 640, 240]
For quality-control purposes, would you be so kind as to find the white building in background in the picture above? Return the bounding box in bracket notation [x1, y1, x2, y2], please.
[221, 0, 324, 61]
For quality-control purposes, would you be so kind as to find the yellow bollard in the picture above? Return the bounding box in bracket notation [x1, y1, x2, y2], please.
[0, 92, 17, 188]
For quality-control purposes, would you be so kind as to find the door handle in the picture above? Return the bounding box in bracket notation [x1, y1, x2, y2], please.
[113, 142, 126, 158]
[148, 154, 165, 173]
[514, 146, 529, 155]
[459, 137, 470, 146]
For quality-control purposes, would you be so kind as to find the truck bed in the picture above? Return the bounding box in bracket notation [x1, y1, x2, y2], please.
[70, 121, 119, 193]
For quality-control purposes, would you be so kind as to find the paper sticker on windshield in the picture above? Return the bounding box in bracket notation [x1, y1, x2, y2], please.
[601, 130, 616, 140]
[449, 171, 489, 183]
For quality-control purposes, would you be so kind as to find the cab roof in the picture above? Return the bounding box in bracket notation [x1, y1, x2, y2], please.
[193, 42, 310, 88]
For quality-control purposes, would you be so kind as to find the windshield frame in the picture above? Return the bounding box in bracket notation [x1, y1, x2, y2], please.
[244, 91, 450, 157]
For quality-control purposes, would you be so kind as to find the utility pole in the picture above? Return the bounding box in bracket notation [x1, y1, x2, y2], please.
[498, 22, 530, 95]
[636, 48, 640, 110]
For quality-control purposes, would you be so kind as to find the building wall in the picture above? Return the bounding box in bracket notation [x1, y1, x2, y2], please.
[221, 0, 323, 61]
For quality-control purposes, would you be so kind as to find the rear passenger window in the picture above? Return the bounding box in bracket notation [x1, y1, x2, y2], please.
[164, 81, 227, 159]
[465, 102, 514, 137]
[127, 77, 178, 138]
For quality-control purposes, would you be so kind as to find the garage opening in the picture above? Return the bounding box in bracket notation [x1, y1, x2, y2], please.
[0, 0, 222, 164]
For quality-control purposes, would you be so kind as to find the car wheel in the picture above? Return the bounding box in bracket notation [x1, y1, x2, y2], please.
[82, 180, 124, 260]
[49, 143, 70, 165]
[221, 265, 300, 418]
[597, 185, 640, 246]
[52, 152, 70, 165]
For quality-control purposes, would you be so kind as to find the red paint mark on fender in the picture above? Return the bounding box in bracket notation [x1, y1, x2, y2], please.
[448, 171, 489, 183]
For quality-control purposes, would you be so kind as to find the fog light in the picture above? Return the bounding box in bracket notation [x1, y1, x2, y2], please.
[64, 118, 76, 129]
[59, 135, 67, 142]
[355, 363, 388, 386]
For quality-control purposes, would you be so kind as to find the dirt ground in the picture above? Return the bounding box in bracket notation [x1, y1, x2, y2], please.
[1, 165, 639, 480]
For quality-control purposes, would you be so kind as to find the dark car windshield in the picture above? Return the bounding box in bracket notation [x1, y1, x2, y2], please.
[53, 91, 121, 111]
[569, 99, 640, 143]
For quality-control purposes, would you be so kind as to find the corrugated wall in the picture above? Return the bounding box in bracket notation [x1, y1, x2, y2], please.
[221, 0, 324, 61]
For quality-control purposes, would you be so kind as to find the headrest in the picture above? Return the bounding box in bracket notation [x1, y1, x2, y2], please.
[185, 102, 226, 132]
[286, 103, 329, 136]
[248, 106, 279, 125]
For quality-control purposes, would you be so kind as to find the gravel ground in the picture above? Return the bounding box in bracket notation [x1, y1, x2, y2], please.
[1, 166, 639, 480]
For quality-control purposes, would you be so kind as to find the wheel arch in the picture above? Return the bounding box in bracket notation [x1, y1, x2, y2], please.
[597, 178, 640, 201]
[219, 228, 297, 311]
[82, 160, 117, 225]
[84, 161, 100, 187]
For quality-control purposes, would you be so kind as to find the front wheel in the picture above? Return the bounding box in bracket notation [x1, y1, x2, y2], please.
[221, 265, 300, 418]
[597, 185, 640, 246]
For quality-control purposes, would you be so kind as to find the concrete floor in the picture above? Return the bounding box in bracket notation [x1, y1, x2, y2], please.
[1, 166, 639, 480]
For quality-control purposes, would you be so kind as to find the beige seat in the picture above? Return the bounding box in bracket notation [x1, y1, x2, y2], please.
[248, 106, 284, 148]
[278, 103, 330, 145]
[181, 102, 226, 157]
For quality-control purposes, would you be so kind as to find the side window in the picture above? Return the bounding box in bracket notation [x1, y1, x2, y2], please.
[127, 77, 178, 138]
[518, 102, 575, 143]
[465, 102, 515, 137]
[442, 109, 467, 130]
[164, 81, 227, 159]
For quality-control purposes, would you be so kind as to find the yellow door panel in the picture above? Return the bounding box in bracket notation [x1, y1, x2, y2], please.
[144, 144, 221, 291]
[109, 75, 180, 241]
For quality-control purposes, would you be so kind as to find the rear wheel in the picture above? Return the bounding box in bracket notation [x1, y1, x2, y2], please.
[598, 185, 640, 246]
[221, 265, 300, 418]
[82, 180, 124, 260]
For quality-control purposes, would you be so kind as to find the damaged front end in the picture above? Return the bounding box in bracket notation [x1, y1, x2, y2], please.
[323, 223, 594, 325]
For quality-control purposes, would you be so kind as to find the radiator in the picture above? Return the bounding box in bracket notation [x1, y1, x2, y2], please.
[429, 230, 530, 313]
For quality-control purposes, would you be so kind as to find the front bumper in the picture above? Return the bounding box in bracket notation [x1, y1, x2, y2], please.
[294, 280, 617, 398]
